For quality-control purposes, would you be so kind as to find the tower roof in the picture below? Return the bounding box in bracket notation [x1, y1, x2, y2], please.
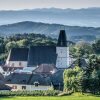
[57, 30, 67, 47]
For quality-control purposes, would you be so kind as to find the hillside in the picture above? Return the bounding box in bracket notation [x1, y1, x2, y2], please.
[0, 7, 100, 27]
[0, 21, 99, 42]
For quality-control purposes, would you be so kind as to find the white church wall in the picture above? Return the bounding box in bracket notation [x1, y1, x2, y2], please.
[56, 47, 70, 68]
[56, 47, 67, 57]
[6, 61, 28, 67]
[56, 57, 68, 68]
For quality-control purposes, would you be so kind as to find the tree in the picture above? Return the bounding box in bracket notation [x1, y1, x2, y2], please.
[92, 39, 100, 54]
[63, 66, 82, 93]
[88, 54, 100, 71]
[75, 41, 94, 58]
[17, 39, 29, 47]
[5, 41, 18, 51]
[0, 37, 5, 54]
[90, 69, 99, 94]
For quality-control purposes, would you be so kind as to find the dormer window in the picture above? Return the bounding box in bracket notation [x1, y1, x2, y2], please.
[34, 82, 39, 87]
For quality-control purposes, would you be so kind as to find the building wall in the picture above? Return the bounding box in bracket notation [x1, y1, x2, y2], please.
[6, 61, 28, 67]
[6, 84, 52, 91]
[56, 47, 70, 68]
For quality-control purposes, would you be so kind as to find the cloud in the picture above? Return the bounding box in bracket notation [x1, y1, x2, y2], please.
[0, 0, 100, 10]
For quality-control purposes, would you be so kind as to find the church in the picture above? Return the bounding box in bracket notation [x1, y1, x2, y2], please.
[3, 30, 72, 91]
[5, 30, 71, 69]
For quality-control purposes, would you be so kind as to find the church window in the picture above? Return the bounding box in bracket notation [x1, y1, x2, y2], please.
[19, 62, 22, 66]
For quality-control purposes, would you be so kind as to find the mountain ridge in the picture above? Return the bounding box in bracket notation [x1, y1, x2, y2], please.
[0, 21, 99, 40]
[0, 7, 100, 27]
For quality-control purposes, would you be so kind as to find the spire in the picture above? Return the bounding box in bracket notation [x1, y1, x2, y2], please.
[57, 30, 67, 47]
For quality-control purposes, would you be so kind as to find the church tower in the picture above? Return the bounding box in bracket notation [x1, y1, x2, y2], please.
[56, 30, 69, 68]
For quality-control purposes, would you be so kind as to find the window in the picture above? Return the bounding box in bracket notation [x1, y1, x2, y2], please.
[12, 85, 17, 89]
[19, 62, 22, 66]
[22, 86, 26, 90]
[34, 82, 39, 87]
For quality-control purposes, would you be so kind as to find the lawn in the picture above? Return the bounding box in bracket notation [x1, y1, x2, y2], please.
[1, 96, 100, 100]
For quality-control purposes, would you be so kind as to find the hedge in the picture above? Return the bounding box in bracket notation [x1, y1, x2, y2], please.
[0, 90, 61, 97]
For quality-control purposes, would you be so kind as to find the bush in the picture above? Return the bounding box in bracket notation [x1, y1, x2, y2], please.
[0, 90, 60, 97]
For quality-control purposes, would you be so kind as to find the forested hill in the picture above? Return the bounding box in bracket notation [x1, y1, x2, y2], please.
[0, 21, 100, 42]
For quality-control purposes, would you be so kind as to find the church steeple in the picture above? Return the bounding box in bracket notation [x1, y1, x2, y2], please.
[57, 30, 67, 47]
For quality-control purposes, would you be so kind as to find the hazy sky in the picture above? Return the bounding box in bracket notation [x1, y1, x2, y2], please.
[0, 0, 100, 10]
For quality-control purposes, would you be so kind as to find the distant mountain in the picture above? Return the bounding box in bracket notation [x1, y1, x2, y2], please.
[0, 21, 100, 42]
[0, 7, 100, 27]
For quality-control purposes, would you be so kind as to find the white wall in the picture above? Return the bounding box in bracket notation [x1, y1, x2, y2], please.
[6, 61, 28, 67]
[0, 66, 4, 73]
[6, 84, 52, 91]
[56, 47, 70, 68]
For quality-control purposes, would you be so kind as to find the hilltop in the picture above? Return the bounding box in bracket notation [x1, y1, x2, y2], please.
[0, 21, 99, 42]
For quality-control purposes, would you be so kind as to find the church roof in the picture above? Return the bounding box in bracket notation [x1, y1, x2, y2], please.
[8, 48, 29, 61]
[57, 30, 67, 47]
[28, 46, 57, 67]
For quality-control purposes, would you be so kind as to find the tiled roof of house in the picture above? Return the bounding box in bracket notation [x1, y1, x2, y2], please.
[0, 82, 11, 90]
[5, 73, 51, 86]
[5, 69, 64, 87]
[51, 70, 64, 86]
[0, 73, 11, 90]
[34, 64, 57, 74]
[70, 58, 88, 68]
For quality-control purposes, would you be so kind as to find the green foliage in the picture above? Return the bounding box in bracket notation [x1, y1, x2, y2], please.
[0, 90, 60, 97]
[92, 40, 100, 54]
[1, 95, 100, 100]
[63, 58, 100, 94]
[88, 54, 100, 71]
[70, 41, 95, 58]
[63, 66, 83, 93]
[6, 41, 18, 51]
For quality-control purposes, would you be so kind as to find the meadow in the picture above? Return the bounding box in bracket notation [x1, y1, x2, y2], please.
[1, 95, 100, 100]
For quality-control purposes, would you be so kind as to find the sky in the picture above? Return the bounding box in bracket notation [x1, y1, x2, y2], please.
[0, 0, 100, 10]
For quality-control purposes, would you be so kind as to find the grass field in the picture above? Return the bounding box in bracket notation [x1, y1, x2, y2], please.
[1, 96, 100, 100]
